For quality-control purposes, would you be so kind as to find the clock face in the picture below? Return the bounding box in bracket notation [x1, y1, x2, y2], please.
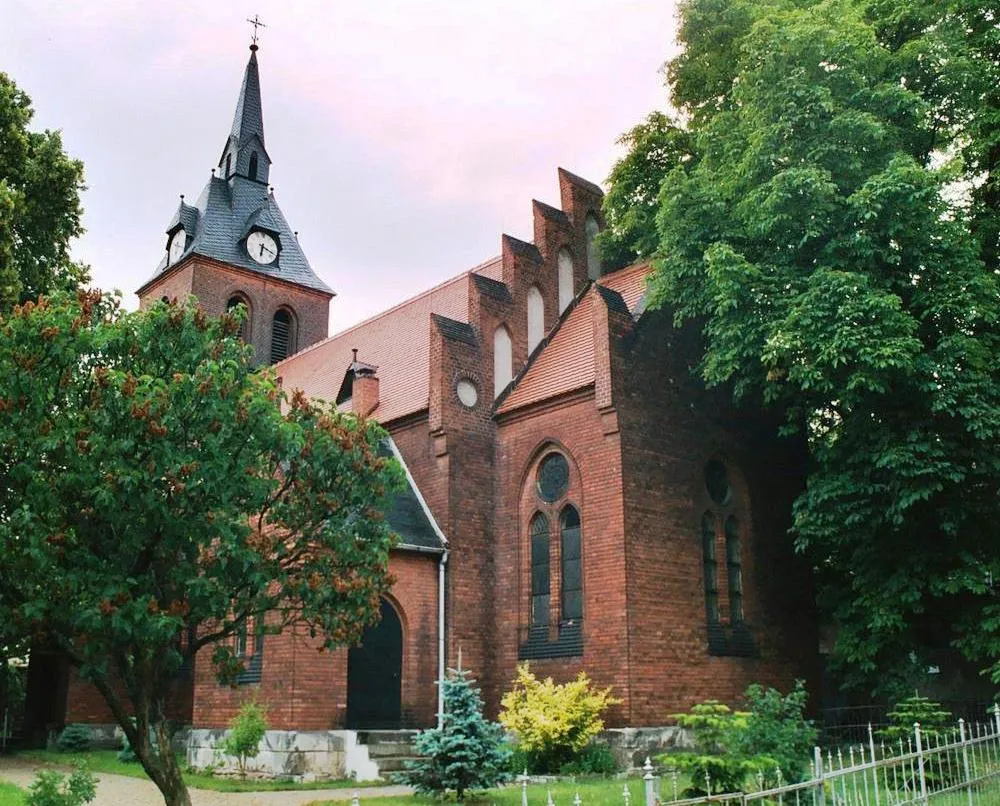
[247, 231, 278, 265]
[168, 230, 186, 264]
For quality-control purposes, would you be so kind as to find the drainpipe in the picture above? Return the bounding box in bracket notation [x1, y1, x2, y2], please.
[438, 549, 449, 728]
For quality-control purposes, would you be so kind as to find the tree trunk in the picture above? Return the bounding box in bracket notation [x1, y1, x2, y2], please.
[139, 722, 192, 806]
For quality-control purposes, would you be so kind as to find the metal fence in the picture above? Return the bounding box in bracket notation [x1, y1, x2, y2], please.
[655, 705, 1000, 806]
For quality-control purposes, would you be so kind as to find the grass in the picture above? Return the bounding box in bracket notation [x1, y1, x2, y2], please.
[17, 749, 372, 792]
[309, 776, 647, 806]
[0, 781, 25, 806]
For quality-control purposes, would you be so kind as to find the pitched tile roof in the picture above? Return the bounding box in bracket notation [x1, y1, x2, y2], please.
[495, 262, 652, 415]
[275, 256, 502, 424]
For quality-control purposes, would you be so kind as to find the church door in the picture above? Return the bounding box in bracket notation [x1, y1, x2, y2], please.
[346, 599, 403, 728]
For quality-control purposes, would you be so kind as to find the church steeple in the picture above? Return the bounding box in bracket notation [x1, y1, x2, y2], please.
[218, 44, 271, 184]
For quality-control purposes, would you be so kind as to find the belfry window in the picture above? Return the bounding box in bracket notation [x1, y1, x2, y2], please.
[530, 513, 550, 627]
[270, 308, 296, 363]
[225, 154, 232, 178]
[249, 151, 259, 181]
[227, 295, 251, 342]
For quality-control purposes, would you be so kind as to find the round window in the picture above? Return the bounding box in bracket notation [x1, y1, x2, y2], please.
[456, 379, 478, 408]
[537, 453, 570, 502]
[705, 460, 732, 506]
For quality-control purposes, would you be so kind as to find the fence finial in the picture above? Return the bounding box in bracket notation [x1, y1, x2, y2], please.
[350, 792, 360, 806]
[547, 789, 555, 806]
[622, 782, 631, 806]
[520, 769, 529, 806]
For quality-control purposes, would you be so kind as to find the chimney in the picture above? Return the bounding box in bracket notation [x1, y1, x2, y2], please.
[350, 349, 380, 418]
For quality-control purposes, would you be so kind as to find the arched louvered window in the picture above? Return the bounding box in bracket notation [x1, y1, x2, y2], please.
[558, 249, 574, 314]
[494, 325, 512, 398]
[725, 515, 743, 623]
[585, 214, 600, 280]
[527, 286, 544, 354]
[249, 151, 259, 181]
[530, 513, 550, 627]
[227, 295, 251, 342]
[225, 154, 232, 178]
[701, 511, 719, 623]
[270, 308, 296, 363]
[560, 505, 582, 622]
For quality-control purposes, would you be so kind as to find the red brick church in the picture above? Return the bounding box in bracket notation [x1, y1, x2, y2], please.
[41, 44, 817, 773]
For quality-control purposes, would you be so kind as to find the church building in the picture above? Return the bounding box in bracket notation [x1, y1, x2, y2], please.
[54, 43, 817, 775]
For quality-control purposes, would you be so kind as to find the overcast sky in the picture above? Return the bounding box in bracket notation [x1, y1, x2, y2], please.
[3, 1, 678, 335]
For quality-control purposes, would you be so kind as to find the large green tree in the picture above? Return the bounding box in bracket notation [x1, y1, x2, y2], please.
[604, 0, 1000, 694]
[0, 73, 89, 311]
[0, 292, 400, 806]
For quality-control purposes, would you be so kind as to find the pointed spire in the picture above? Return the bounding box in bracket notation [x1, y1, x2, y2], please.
[230, 46, 265, 149]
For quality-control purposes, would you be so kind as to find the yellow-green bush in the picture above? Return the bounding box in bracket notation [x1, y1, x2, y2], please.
[499, 663, 620, 773]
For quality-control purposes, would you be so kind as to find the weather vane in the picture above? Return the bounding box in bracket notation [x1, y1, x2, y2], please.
[247, 14, 266, 49]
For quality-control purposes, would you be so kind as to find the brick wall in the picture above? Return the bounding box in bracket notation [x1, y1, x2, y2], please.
[63, 670, 193, 726]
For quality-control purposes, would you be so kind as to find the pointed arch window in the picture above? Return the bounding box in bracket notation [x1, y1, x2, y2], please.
[248, 151, 259, 181]
[585, 214, 600, 280]
[558, 249, 574, 313]
[560, 506, 582, 622]
[270, 308, 296, 363]
[227, 295, 251, 342]
[527, 286, 544, 354]
[494, 325, 512, 398]
[701, 511, 719, 623]
[530, 513, 550, 627]
[725, 515, 743, 623]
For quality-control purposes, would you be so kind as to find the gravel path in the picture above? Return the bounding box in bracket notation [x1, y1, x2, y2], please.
[0, 756, 412, 806]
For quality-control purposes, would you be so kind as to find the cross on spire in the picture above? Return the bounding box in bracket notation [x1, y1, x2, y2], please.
[246, 15, 266, 50]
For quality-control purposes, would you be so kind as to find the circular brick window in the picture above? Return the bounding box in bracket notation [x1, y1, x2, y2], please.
[456, 379, 478, 408]
[705, 460, 732, 506]
[537, 452, 569, 503]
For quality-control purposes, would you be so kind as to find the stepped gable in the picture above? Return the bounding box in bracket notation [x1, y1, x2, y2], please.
[496, 262, 652, 415]
[276, 257, 501, 423]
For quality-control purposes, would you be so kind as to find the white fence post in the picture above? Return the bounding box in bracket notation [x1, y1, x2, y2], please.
[867, 723, 880, 806]
[813, 745, 824, 806]
[959, 718, 973, 806]
[643, 756, 655, 806]
[914, 722, 929, 805]
[520, 769, 529, 806]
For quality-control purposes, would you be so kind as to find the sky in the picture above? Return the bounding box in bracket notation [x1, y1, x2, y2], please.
[2, 1, 678, 335]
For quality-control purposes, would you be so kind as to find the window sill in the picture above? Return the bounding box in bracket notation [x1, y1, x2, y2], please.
[518, 621, 583, 660]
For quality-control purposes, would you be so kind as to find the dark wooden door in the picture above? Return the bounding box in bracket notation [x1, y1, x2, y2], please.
[346, 599, 403, 728]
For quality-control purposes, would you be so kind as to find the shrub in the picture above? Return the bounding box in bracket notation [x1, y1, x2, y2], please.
[55, 725, 91, 754]
[558, 741, 619, 775]
[880, 693, 952, 745]
[26, 765, 96, 806]
[499, 663, 620, 774]
[220, 700, 268, 778]
[401, 668, 511, 798]
[735, 680, 816, 784]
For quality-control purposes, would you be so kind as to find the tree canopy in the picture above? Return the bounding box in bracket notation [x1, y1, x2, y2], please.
[0, 292, 401, 806]
[603, 0, 1000, 694]
[0, 72, 89, 311]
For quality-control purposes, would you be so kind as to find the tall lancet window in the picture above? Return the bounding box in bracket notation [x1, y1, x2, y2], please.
[558, 249, 574, 313]
[248, 151, 259, 181]
[527, 286, 544, 355]
[494, 325, 512, 398]
[585, 214, 600, 280]
[530, 513, 550, 627]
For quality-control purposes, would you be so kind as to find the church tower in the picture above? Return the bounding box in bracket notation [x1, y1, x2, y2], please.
[137, 41, 333, 365]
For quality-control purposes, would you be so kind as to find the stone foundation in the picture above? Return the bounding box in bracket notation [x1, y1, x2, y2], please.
[602, 727, 688, 769]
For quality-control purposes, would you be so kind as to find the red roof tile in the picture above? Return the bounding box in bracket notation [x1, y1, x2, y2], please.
[496, 263, 652, 415]
[276, 256, 501, 423]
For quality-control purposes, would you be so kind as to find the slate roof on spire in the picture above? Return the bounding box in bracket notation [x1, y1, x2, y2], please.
[231, 48, 265, 150]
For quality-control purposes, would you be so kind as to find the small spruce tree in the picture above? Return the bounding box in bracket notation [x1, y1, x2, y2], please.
[401, 668, 511, 800]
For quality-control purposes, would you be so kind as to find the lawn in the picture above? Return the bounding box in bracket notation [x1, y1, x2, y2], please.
[17, 749, 372, 792]
[0, 781, 25, 806]
[309, 776, 647, 806]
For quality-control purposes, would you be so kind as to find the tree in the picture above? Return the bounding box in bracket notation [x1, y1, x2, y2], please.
[400, 668, 510, 800]
[0, 291, 401, 806]
[0, 73, 89, 312]
[604, 0, 1000, 695]
[220, 700, 268, 778]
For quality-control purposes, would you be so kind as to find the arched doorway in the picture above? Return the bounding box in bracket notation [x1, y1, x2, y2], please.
[346, 598, 403, 728]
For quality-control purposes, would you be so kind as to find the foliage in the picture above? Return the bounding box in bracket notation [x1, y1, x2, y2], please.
[498, 663, 620, 774]
[735, 681, 817, 784]
[604, 0, 1000, 694]
[0, 291, 402, 806]
[400, 668, 510, 799]
[557, 741, 619, 776]
[54, 726, 91, 754]
[659, 701, 767, 796]
[0, 73, 89, 313]
[220, 700, 268, 778]
[879, 693, 952, 745]
[25, 766, 95, 806]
